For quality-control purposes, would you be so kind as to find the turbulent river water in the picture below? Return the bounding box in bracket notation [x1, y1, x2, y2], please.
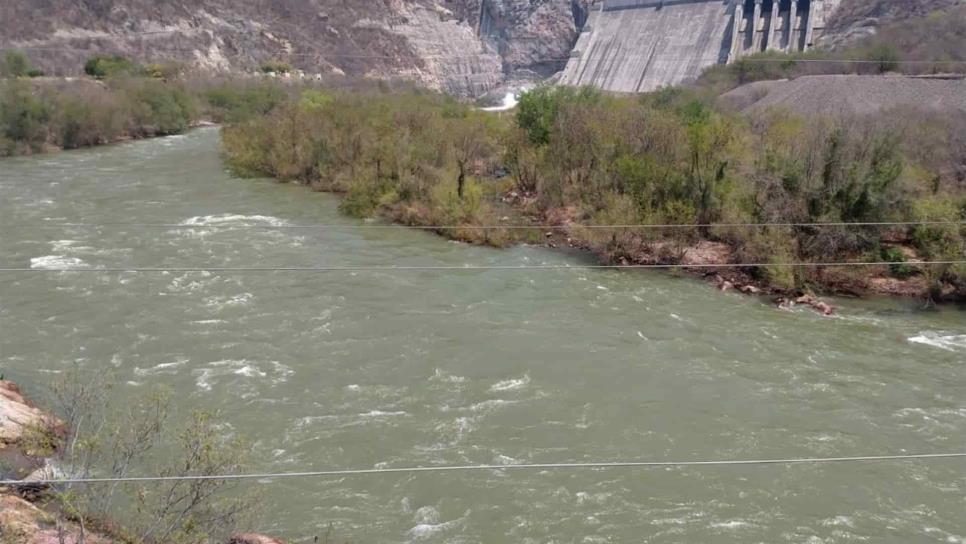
[1, 129, 965, 543]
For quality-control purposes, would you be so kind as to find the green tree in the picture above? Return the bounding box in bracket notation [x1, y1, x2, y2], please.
[259, 60, 292, 74]
[1, 50, 30, 77]
[516, 86, 599, 146]
[84, 55, 140, 79]
[0, 80, 50, 153]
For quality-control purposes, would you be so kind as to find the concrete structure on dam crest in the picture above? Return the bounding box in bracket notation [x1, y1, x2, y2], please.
[559, 0, 841, 93]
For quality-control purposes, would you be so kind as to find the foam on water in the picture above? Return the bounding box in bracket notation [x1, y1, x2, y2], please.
[30, 255, 87, 269]
[430, 368, 467, 384]
[710, 520, 752, 529]
[204, 292, 254, 311]
[180, 213, 290, 227]
[50, 240, 79, 252]
[358, 409, 407, 418]
[193, 359, 292, 391]
[490, 374, 530, 392]
[133, 357, 189, 376]
[908, 331, 966, 352]
[466, 399, 518, 413]
[406, 507, 467, 541]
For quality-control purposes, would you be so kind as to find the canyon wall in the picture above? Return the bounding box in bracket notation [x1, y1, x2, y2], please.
[0, 0, 581, 96]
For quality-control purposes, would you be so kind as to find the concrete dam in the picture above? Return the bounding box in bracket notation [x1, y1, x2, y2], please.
[559, 0, 840, 92]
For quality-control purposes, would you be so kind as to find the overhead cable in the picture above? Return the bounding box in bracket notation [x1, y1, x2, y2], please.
[3, 220, 965, 230]
[3, 452, 964, 486]
[5, 260, 966, 273]
[4, 45, 965, 64]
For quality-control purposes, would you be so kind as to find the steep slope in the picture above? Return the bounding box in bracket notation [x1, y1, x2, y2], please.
[0, 0, 581, 96]
[722, 73, 966, 115]
[819, 0, 965, 47]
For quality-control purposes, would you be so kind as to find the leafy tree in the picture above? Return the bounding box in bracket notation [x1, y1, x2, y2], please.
[144, 61, 185, 80]
[864, 43, 900, 73]
[259, 60, 292, 74]
[1, 50, 30, 78]
[516, 86, 599, 146]
[0, 80, 50, 153]
[84, 55, 140, 79]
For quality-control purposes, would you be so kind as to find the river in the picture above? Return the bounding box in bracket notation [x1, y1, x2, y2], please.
[1, 129, 964, 543]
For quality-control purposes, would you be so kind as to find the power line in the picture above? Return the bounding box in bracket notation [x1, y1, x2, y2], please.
[4, 452, 964, 486]
[4, 45, 965, 65]
[3, 221, 964, 230]
[6, 260, 966, 273]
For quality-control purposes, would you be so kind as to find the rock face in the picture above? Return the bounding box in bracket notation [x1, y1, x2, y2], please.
[0, 494, 116, 544]
[0, 0, 581, 96]
[479, 0, 582, 76]
[818, 0, 964, 49]
[0, 381, 61, 448]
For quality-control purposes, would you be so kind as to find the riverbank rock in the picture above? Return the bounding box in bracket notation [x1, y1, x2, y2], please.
[0, 494, 114, 544]
[228, 534, 287, 544]
[774, 294, 835, 315]
[0, 381, 62, 449]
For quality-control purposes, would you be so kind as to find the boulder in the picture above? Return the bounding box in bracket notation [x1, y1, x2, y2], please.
[795, 294, 835, 316]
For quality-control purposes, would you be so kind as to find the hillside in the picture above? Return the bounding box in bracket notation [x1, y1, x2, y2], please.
[0, 0, 583, 96]
[820, 0, 965, 48]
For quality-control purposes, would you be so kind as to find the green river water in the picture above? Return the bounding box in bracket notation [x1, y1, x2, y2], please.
[1, 129, 964, 543]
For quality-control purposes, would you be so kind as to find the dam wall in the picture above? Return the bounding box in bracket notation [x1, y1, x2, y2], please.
[731, 0, 840, 58]
[560, 0, 840, 93]
[559, 0, 734, 92]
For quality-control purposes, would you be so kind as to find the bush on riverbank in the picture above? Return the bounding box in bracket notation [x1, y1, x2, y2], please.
[0, 77, 198, 155]
[222, 91, 510, 244]
[7, 368, 260, 544]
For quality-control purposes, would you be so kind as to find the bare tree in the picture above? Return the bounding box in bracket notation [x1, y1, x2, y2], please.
[449, 114, 496, 200]
[42, 366, 257, 543]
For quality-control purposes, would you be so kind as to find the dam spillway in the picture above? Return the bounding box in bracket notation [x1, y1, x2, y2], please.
[560, 0, 839, 93]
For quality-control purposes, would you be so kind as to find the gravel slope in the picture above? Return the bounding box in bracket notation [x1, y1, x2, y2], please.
[723, 74, 966, 115]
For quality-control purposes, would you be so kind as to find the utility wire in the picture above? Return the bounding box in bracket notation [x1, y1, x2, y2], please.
[6, 261, 966, 273]
[4, 452, 965, 486]
[3, 221, 964, 230]
[4, 45, 965, 65]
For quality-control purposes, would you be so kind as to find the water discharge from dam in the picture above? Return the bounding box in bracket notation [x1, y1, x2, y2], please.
[1, 130, 965, 542]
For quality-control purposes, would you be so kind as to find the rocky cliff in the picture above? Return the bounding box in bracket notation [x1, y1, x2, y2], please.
[818, 0, 965, 48]
[0, 0, 582, 96]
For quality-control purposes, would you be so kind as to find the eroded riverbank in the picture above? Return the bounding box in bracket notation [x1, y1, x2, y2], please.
[2, 130, 965, 542]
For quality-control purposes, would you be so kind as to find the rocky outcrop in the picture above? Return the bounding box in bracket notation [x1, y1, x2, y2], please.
[0, 494, 115, 544]
[818, 0, 964, 49]
[0, 381, 62, 449]
[479, 0, 582, 76]
[0, 0, 582, 96]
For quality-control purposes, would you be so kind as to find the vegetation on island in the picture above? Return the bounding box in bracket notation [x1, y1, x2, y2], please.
[0, 50, 296, 156]
[220, 83, 966, 298]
